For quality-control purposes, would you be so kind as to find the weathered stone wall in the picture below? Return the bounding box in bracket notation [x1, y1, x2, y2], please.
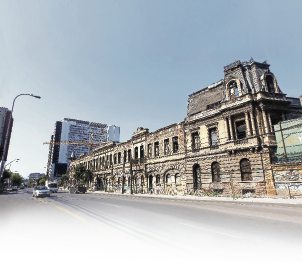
[69, 59, 302, 198]
[187, 84, 224, 116]
[185, 150, 268, 197]
[272, 163, 302, 197]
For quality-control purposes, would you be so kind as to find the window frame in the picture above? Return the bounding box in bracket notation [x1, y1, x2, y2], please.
[191, 131, 200, 151]
[240, 158, 253, 182]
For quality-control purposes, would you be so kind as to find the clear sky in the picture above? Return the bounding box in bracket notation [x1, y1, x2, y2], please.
[0, 0, 301, 177]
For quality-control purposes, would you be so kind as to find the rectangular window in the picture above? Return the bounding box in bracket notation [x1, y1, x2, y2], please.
[172, 136, 179, 153]
[127, 149, 132, 162]
[154, 141, 159, 157]
[113, 154, 117, 164]
[235, 120, 247, 139]
[140, 145, 144, 159]
[148, 144, 152, 158]
[164, 139, 170, 155]
[123, 150, 127, 163]
[191, 132, 200, 150]
[209, 127, 218, 147]
[106, 155, 109, 167]
[134, 147, 139, 159]
[118, 152, 121, 164]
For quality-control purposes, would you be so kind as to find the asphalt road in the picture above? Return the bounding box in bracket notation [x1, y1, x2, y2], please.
[1, 190, 302, 268]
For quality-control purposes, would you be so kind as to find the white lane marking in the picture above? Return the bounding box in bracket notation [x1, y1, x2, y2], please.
[179, 221, 242, 240]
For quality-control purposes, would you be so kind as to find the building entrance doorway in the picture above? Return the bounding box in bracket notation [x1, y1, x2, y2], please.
[193, 164, 201, 191]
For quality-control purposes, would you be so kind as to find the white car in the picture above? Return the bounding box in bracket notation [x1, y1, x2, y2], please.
[32, 186, 50, 198]
[47, 183, 58, 193]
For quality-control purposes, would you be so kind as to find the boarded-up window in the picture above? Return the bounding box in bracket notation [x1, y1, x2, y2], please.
[191, 132, 200, 150]
[240, 159, 252, 181]
[209, 127, 218, 147]
[211, 162, 221, 182]
[154, 141, 159, 157]
[148, 144, 152, 158]
[164, 139, 170, 155]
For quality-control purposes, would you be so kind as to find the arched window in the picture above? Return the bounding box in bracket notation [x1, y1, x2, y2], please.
[175, 173, 181, 184]
[228, 80, 239, 97]
[148, 175, 153, 190]
[193, 164, 201, 190]
[156, 175, 160, 185]
[211, 162, 221, 182]
[266, 75, 275, 93]
[240, 159, 252, 181]
[165, 173, 171, 184]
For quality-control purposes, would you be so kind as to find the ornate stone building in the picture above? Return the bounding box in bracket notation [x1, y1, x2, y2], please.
[69, 59, 302, 197]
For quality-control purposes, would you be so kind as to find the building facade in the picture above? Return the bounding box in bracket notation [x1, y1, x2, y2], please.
[28, 173, 45, 180]
[69, 59, 302, 197]
[0, 107, 13, 180]
[47, 118, 120, 178]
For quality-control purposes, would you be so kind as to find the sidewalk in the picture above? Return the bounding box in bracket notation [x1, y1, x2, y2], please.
[88, 190, 302, 205]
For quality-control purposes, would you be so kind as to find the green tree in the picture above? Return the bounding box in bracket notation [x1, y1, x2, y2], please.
[0, 169, 12, 191]
[28, 178, 36, 187]
[11, 172, 23, 187]
[83, 169, 93, 186]
[3, 169, 12, 180]
[59, 174, 69, 188]
[74, 164, 86, 185]
[38, 175, 48, 186]
[73, 165, 93, 186]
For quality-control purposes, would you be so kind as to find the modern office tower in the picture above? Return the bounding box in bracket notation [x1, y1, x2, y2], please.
[0, 107, 13, 179]
[47, 118, 120, 178]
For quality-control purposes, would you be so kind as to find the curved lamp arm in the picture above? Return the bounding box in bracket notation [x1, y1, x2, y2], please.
[12, 94, 41, 113]
[4, 158, 20, 168]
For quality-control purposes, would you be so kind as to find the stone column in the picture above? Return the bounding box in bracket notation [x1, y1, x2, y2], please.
[265, 110, 271, 133]
[225, 118, 230, 140]
[267, 111, 273, 133]
[228, 117, 234, 140]
[262, 109, 269, 134]
[245, 112, 251, 136]
[256, 108, 263, 135]
[249, 111, 256, 136]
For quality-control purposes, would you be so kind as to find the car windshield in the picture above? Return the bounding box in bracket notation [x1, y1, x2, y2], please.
[34, 186, 47, 190]
[48, 183, 57, 188]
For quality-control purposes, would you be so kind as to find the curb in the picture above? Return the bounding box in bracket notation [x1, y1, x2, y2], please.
[86, 190, 302, 205]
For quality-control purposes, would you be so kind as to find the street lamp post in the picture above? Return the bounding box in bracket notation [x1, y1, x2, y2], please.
[4, 159, 20, 188]
[5, 158, 20, 170]
[0, 93, 41, 181]
[12, 93, 41, 112]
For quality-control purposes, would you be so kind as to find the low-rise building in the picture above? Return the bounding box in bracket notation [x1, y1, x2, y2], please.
[70, 59, 302, 197]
